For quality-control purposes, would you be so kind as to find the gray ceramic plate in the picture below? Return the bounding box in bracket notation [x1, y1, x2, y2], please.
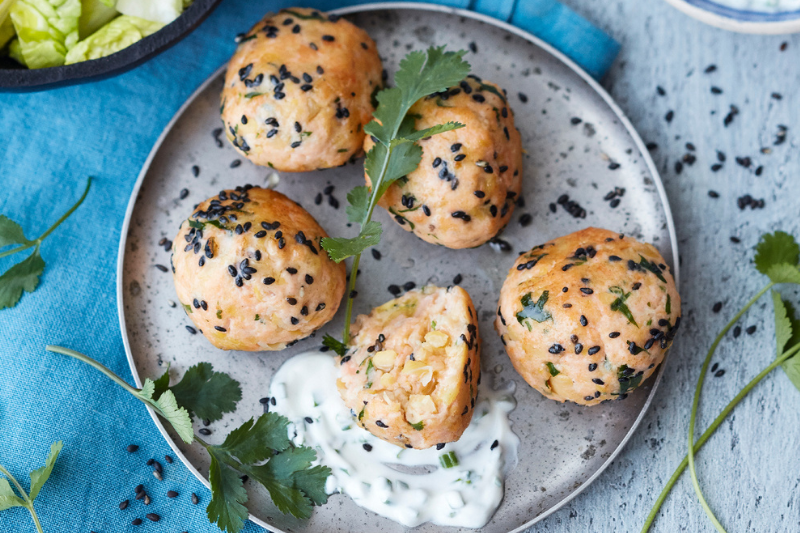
[117, 4, 679, 532]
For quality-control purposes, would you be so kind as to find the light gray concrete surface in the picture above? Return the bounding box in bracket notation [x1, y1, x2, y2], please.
[527, 1, 800, 532]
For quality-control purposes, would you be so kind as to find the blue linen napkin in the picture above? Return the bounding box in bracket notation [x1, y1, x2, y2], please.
[0, 1, 618, 532]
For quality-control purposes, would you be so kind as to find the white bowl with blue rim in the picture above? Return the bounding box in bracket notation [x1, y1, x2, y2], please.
[664, 0, 800, 33]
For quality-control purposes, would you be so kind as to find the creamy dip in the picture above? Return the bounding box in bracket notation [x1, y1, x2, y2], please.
[269, 350, 519, 528]
[710, 0, 800, 12]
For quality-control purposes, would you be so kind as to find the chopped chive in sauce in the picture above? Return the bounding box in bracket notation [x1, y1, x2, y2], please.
[439, 451, 459, 469]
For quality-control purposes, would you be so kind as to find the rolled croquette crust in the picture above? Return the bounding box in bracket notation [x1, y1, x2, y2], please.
[221, 8, 383, 172]
[495, 227, 681, 406]
[172, 186, 346, 351]
[337, 286, 481, 449]
[364, 75, 523, 249]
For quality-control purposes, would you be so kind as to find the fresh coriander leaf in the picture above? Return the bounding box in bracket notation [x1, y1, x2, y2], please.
[766, 263, 800, 285]
[322, 334, 348, 356]
[246, 446, 330, 519]
[153, 389, 194, 444]
[0, 478, 25, 511]
[170, 362, 242, 423]
[754, 231, 800, 275]
[139, 378, 156, 400]
[207, 448, 249, 533]
[321, 220, 382, 263]
[345, 186, 371, 224]
[546, 362, 560, 376]
[0, 248, 45, 310]
[0, 215, 30, 248]
[409, 420, 425, 430]
[151, 364, 171, 400]
[773, 291, 793, 356]
[28, 441, 62, 501]
[290, 464, 331, 507]
[394, 47, 470, 111]
[215, 414, 292, 464]
[375, 142, 424, 199]
[780, 300, 800, 393]
[400, 121, 465, 142]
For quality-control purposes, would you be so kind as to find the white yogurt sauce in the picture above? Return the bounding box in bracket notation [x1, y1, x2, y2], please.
[710, 0, 800, 12]
[269, 351, 519, 529]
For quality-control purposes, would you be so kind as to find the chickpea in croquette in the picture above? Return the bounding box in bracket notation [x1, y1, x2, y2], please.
[495, 227, 681, 406]
[221, 8, 383, 171]
[172, 186, 346, 351]
[365, 75, 523, 249]
[337, 286, 481, 449]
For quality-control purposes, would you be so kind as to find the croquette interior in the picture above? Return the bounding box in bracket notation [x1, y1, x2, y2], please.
[337, 286, 480, 448]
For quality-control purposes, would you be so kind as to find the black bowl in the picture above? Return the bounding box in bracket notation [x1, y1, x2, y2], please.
[0, 0, 222, 92]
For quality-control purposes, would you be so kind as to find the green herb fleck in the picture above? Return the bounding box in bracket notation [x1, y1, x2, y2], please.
[638, 255, 667, 283]
[546, 362, 560, 376]
[616, 364, 643, 394]
[409, 420, 424, 431]
[516, 290, 552, 329]
[244, 92, 265, 99]
[439, 451, 459, 469]
[666, 294, 671, 315]
[610, 286, 638, 327]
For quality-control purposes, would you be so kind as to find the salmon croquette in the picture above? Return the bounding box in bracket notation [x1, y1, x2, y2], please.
[495, 227, 681, 406]
[172, 186, 346, 351]
[337, 286, 481, 449]
[365, 75, 522, 249]
[221, 8, 383, 171]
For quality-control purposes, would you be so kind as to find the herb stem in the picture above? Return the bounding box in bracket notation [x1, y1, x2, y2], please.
[45, 345, 142, 399]
[642, 338, 799, 532]
[0, 465, 44, 533]
[341, 130, 401, 342]
[0, 178, 92, 260]
[686, 281, 774, 531]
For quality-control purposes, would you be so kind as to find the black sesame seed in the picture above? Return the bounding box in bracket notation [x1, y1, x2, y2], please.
[263, 277, 275, 285]
[132, 518, 142, 526]
[518, 92, 528, 103]
[316, 303, 326, 312]
[519, 213, 532, 227]
[185, 325, 196, 334]
[609, 332, 620, 338]
[403, 281, 416, 291]
[549, 344, 564, 354]
[291, 317, 299, 325]
[146, 513, 160, 522]
[580, 288, 594, 295]
[580, 315, 588, 326]
[746, 325, 757, 335]
[167, 490, 178, 498]
[199, 428, 211, 435]
[375, 420, 388, 428]
[215, 326, 227, 332]
[362, 443, 373, 451]
[712, 302, 723, 313]
[451, 143, 462, 152]
[322, 34, 335, 41]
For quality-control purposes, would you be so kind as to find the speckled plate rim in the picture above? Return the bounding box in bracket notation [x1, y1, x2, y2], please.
[663, 0, 800, 34]
[116, 3, 680, 532]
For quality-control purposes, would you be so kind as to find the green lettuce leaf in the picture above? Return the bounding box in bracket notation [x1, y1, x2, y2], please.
[78, 0, 117, 39]
[10, 0, 81, 68]
[65, 14, 162, 64]
[115, 0, 182, 24]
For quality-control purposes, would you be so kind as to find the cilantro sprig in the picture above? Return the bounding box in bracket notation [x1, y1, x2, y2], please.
[642, 231, 800, 532]
[0, 179, 91, 310]
[321, 47, 471, 347]
[0, 442, 62, 533]
[45, 346, 330, 532]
